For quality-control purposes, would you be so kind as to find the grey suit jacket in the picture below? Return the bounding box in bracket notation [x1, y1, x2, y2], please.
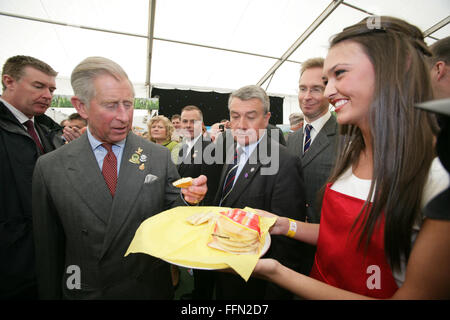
[287, 115, 339, 223]
[32, 132, 183, 299]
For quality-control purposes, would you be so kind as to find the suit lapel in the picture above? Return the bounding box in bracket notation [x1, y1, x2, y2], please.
[220, 138, 269, 207]
[301, 130, 329, 166]
[301, 117, 336, 167]
[101, 133, 147, 258]
[65, 135, 113, 224]
[215, 142, 238, 205]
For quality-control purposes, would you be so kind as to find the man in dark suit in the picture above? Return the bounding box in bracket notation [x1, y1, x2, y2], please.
[213, 85, 307, 300]
[177, 105, 221, 206]
[177, 105, 222, 299]
[0, 55, 63, 299]
[286, 57, 339, 274]
[32, 57, 207, 300]
[287, 57, 338, 223]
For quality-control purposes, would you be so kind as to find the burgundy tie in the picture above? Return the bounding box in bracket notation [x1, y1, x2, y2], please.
[101, 143, 117, 197]
[24, 120, 44, 154]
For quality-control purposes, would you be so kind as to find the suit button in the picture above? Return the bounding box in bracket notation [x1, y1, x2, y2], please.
[305, 203, 310, 208]
[82, 229, 88, 235]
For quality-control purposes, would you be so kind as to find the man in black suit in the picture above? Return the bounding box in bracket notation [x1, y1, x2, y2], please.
[287, 57, 338, 223]
[286, 57, 339, 275]
[177, 105, 221, 206]
[213, 85, 307, 299]
[177, 105, 222, 299]
[0, 55, 63, 299]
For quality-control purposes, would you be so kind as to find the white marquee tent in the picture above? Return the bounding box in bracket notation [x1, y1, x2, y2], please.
[1, 0, 449, 124]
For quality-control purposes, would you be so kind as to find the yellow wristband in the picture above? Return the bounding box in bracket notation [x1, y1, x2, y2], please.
[286, 219, 297, 238]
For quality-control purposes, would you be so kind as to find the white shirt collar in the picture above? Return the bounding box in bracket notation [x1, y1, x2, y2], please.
[237, 131, 266, 158]
[0, 97, 33, 125]
[185, 133, 202, 150]
[304, 111, 331, 134]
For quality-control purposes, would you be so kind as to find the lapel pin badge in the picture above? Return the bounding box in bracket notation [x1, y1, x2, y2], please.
[129, 153, 140, 164]
[244, 173, 249, 178]
[139, 163, 145, 171]
[250, 167, 255, 172]
[140, 154, 148, 162]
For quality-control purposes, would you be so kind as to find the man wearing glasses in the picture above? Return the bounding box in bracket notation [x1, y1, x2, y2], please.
[286, 57, 339, 274]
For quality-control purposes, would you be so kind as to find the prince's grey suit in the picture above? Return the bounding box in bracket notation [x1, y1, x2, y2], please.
[287, 114, 338, 223]
[32, 132, 183, 299]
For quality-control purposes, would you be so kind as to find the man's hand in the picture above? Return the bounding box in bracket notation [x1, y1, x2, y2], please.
[181, 175, 207, 205]
[63, 126, 86, 143]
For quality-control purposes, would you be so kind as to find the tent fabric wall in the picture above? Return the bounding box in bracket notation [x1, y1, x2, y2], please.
[152, 87, 284, 125]
[0, 0, 448, 124]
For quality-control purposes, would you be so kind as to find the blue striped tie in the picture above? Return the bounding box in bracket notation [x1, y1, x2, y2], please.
[303, 124, 313, 153]
[220, 147, 241, 203]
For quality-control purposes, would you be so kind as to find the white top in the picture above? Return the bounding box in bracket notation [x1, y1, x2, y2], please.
[303, 111, 331, 153]
[330, 157, 450, 287]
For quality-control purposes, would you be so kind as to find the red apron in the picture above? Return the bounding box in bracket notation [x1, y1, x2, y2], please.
[310, 184, 398, 298]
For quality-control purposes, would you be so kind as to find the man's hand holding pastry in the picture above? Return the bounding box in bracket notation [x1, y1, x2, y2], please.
[173, 175, 208, 205]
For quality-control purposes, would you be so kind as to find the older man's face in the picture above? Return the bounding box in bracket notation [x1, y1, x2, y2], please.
[77, 74, 134, 144]
[229, 97, 270, 146]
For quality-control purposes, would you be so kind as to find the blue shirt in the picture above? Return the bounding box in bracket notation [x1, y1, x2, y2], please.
[86, 127, 126, 176]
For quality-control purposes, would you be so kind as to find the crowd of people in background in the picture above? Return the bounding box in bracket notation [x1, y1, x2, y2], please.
[1, 16, 449, 301]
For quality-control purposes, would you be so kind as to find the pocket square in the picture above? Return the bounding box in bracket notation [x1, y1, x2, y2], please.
[144, 174, 158, 184]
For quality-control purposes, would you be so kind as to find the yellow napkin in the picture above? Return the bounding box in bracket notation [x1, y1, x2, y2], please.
[125, 206, 276, 281]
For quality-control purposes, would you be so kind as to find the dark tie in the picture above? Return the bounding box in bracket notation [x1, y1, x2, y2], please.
[303, 124, 313, 153]
[220, 147, 241, 204]
[24, 120, 44, 154]
[102, 143, 117, 197]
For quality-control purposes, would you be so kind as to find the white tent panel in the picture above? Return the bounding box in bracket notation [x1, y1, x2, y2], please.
[0, 0, 149, 35]
[154, 0, 331, 59]
[345, 0, 450, 33]
[151, 39, 276, 92]
[1, 0, 449, 124]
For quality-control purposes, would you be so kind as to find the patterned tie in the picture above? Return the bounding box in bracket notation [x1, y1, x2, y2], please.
[220, 147, 241, 204]
[303, 124, 313, 153]
[102, 143, 117, 197]
[24, 120, 44, 154]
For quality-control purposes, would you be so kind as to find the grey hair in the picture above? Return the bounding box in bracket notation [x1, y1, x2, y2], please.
[70, 56, 134, 106]
[228, 85, 270, 114]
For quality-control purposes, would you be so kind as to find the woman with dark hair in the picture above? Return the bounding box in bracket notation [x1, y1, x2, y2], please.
[252, 16, 450, 299]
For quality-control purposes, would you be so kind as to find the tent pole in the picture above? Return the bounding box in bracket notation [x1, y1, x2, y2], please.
[146, 0, 157, 99]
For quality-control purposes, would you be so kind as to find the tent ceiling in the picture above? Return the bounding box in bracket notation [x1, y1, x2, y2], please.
[1, 0, 449, 98]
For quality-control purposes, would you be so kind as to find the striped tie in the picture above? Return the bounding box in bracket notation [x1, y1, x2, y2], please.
[220, 147, 241, 203]
[303, 124, 313, 153]
[102, 143, 117, 197]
